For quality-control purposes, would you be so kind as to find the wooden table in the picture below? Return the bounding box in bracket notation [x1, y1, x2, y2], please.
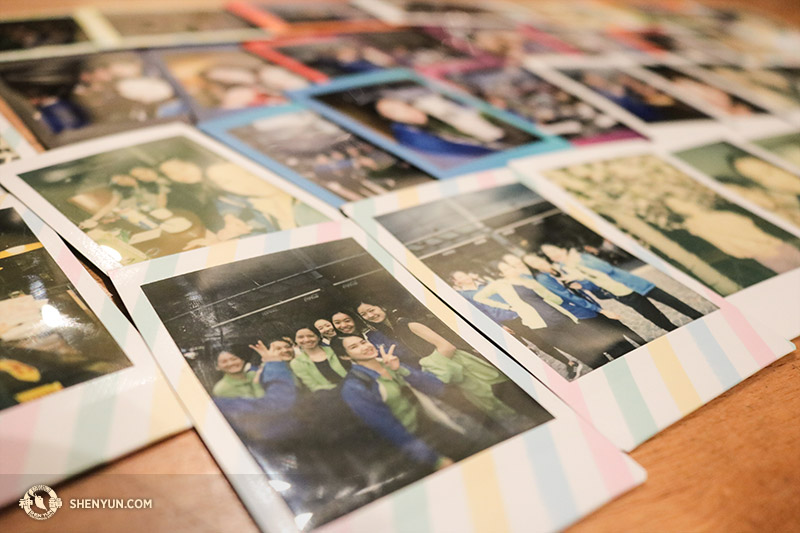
[1, 0, 799, 531]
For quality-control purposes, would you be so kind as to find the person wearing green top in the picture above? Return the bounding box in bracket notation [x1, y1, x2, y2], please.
[211, 350, 265, 399]
[290, 326, 348, 392]
[356, 300, 528, 432]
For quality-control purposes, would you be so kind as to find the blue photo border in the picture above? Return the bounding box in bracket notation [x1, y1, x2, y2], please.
[200, 103, 354, 207]
[289, 69, 571, 179]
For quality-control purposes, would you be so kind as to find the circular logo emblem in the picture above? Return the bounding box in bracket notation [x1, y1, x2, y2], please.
[19, 485, 62, 520]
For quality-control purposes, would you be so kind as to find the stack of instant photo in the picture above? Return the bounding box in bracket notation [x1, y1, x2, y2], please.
[0, 0, 799, 531]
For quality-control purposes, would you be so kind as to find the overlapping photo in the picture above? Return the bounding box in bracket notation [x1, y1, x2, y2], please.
[140, 236, 553, 528]
[249, 28, 484, 84]
[0, 205, 131, 409]
[751, 129, 800, 169]
[672, 139, 800, 228]
[428, 63, 644, 145]
[540, 153, 800, 296]
[373, 182, 717, 380]
[0, 51, 190, 148]
[295, 70, 566, 178]
[151, 45, 310, 119]
[201, 105, 433, 206]
[0, 125, 336, 272]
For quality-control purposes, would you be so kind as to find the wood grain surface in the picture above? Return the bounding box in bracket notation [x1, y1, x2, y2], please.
[1, 1, 798, 532]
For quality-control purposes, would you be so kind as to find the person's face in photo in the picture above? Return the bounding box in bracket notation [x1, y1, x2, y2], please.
[268, 340, 295, 361]
[332, 312, 357, 334]
[497, 260, 518, 278]
[216, 351, 245, 374]
[110, 174, 138, 188]
[159, 159, 203, 184]
[502, 253, 526, 271]
[357, 302, 386, 324]
[375, 98, 428, 125]
[540, 244, 568, 263]
[523, 254, 552, 272]
[130, 167, 160, 183]
[341, 335, 380, 362]
[295, 328, 320, 351]
[314, 319, 337, 339]
[449, 270, 476, 288]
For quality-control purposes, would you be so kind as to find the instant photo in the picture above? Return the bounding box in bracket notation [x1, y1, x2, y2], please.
[296, 70, 566, 178]
[103, 9, 257, 37]
[374, 183, 716, 380]
[202, 105, 433, 206]
[2, 126, 332, 271]
[353, 0, 527, 28]
[0, 194, 188, 506]
[701, 65, 800, 111]
[0, 206, 131, 409]
[0, 17, 89, 53]
[251, 28, 478, 82]
[152, 45, 309, 119]
[345, 170, 795, 448]
[436, 64, 644, 145]
[228, 1, 386, 34]
[141, 237, 553, 528]
[0, 51, 189, 148]
[562, 67, 712, 124]
[642, 65, 768, 117]
[673, 140, 800, 228]
[538, 153, 800, 297]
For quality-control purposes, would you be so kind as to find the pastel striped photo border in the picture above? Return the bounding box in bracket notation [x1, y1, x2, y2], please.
[0, 194, 189, 506]
[343, 169, 793, 451]
[112, 220, 645, 533]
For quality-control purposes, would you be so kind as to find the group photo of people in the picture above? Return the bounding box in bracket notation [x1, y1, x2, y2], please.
[441, 64, 643, 145]
[376, 183, 716, 380]
[142, 238, 552, 529]
[0, 50, 189, 148]
[227, 108, 432, 201]
[673, 140, 800, 228]
[564, 67, 711, 124]
[18, 135, 328, 265]
[544, 154, 800, 296]
[311, 78, 541, 171]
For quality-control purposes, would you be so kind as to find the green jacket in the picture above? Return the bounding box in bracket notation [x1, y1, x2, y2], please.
[420, 349, 517, 422]
[212, 371, 264, 399]
[290, 346, 347, 392]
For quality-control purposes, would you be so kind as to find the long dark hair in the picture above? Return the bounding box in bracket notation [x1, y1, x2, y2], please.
[358, 299, 400, 335]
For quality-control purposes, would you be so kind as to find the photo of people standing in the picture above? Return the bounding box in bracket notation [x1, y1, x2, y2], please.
[375, 183, 717, 380]
[0, 51, 190, 148]
[142, 238, 552, 529]
[17, 135, 329, 265]
[0, 207, 132, 410]
[563, 67, 711, 123]
[440, 64, 643, 145]
[543, 154, 800, 296]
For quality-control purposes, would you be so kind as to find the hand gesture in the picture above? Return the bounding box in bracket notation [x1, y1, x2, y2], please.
[379, 344, 400, 370]
[249, 340, 270, 362]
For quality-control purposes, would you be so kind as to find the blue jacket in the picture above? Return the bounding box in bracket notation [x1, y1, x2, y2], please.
[578, 253, 655, 295]
[341, 363, 445, 466]
[365, 329, 414, 361]
[531, 272, 603, 319]
[457, 285, 519, 323]
[257, 361, 297, 412]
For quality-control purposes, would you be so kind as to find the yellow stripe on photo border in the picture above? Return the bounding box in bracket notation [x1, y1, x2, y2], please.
[648, 337, 702, 415]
